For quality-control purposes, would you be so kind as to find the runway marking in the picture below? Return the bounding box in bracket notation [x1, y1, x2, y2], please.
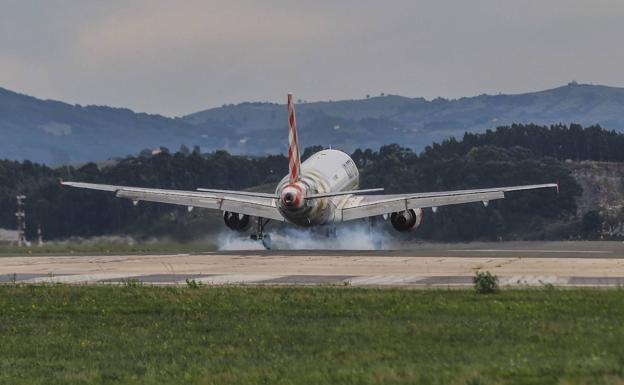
[23, 273, 134, 284]
[417, 276, 473, 285]
[348, 275, 425, 285]
[569, 277, 624, 286]
[499, 276, 569, 286]
[259, 275, 356, 284]
[5, 273, 624, 287]
[193, 274, 284, 285]
[447, 249, 613, 254]
[100, 274, 215, 284]
[1, 273, 56, 283]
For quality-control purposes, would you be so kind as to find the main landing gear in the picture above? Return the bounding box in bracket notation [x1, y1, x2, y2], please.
[250, 218, 272, 250]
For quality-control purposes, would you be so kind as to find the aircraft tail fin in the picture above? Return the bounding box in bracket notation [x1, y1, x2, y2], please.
[287, 93, 301, 183]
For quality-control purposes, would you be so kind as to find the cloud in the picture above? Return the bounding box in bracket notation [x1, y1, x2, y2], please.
[0, 0, 623, 116]
[79, 1, 338, 57]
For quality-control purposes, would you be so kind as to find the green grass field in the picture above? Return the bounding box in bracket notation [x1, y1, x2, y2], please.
[1, 286, 624, 384]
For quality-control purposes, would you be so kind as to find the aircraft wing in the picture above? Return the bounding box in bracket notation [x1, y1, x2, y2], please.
[61, 181, 285, 221]
[339, 183, 558, 222]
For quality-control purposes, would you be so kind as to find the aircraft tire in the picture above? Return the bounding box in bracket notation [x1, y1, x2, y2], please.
[262, 234, 272, 250]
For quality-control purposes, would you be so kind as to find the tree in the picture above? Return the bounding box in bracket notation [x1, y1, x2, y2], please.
[301, 146, 325, 161]
[179, 144, 190, 156]
[582, 211, 603, 239]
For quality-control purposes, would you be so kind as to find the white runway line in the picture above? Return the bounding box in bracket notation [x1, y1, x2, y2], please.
[499, 276, 570, 286]
[348, 275, 424, 285]
[21, 273, 136, 284]
[447, 249, 613, 254]
[8, 273, 624, 287]
[191, 274, 284, 285]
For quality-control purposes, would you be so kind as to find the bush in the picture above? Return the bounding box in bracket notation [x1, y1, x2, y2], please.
[473, 271, 498, 294]
[185, 279, 203, 289]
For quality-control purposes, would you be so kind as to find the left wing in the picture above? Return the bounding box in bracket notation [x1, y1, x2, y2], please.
[339, 183, 558, 222]
[61, 181, 285, 221]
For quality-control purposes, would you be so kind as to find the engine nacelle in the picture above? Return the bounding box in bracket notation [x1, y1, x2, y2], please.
[390, 208, 423, 232]
[223, 211, 253, 232]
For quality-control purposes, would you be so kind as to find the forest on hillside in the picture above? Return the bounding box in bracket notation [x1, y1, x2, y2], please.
[428, 123, 624, 162]
[2, 123, 621, 242]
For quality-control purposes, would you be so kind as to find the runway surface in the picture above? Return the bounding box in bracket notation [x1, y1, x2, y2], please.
[1, 241, 623, 287]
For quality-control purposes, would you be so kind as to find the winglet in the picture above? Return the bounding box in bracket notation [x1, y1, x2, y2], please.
[556, 180, 560, 194]
[287, 93, 301, 183]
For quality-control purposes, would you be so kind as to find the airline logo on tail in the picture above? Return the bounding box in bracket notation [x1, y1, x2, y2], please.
[287, 93, 301, 183]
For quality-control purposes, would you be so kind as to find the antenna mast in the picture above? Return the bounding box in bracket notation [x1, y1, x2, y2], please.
[15, 195, 26, 247]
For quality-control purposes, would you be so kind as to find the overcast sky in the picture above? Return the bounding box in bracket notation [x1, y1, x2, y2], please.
[0, 0, 623, 116]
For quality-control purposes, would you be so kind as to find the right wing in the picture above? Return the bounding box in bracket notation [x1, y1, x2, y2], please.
[339, 183, 558, 222]
[61, 181, 285, 221]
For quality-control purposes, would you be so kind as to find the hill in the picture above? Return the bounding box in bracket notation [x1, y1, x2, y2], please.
[184, 82, 624, 155]
[3, 82, 624, 164]
[0, 87, 208, 165]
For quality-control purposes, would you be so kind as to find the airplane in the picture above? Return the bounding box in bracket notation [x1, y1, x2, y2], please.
[62, 93, 558, 249]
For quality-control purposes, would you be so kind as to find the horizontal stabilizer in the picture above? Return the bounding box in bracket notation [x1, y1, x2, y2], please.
[196, 188, 278, 199]
[306, 188, 384, 199]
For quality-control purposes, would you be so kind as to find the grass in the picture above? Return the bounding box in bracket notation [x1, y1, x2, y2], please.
[0, 241, 216, 256]
[1, 286, 624, 384]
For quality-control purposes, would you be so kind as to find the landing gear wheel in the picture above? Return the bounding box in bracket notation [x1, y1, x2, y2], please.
[251, 217, 272, 250]
[249, 233, 272, 250]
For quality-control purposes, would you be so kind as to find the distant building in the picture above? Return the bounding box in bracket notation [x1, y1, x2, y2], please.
[151, 146, 170, 156]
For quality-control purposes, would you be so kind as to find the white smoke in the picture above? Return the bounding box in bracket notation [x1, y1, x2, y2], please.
[217, 223, 398, 250]
[217, 234, 267, 251]
[276, 225, 384, 250]
[217, 220, 396, 250]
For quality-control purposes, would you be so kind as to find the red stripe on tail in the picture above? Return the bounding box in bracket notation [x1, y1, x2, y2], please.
[287, 93, 301, 183]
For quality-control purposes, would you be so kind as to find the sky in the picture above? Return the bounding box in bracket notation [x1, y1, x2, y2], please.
[0, 0, 623, 116]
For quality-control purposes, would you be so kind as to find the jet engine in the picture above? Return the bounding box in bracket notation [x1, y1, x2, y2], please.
[223, 211, 253, 232]
[390, 208, 423, 232]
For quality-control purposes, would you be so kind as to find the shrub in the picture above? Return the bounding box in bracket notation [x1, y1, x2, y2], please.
[473, 271, 498, 294]
[185, 279, 203, 289]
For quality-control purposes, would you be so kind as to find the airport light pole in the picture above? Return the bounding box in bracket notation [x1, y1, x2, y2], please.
[16, 195, 26, 247]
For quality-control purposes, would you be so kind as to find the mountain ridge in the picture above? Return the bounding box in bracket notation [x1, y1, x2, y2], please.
[2, 82, 624, 164]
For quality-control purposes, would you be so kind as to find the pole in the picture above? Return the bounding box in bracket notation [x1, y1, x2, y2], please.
[15, 195, 26, 247]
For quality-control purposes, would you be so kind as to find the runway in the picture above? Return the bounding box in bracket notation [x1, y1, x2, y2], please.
[1, 241, 623, 287]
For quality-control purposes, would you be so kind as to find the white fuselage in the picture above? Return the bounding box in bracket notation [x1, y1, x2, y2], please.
[275, 149, 358, 226]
